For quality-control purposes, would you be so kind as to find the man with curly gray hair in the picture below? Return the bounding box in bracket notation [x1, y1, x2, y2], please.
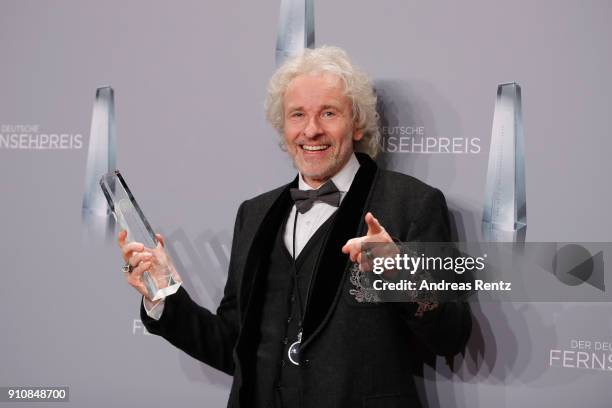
[128, 45, 471, 408]
[265, 46, 381, 160]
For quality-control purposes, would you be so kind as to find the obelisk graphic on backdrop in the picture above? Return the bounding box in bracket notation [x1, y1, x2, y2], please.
[275, 0, 315, 66]
[482, 83, 527, 242]
[82, 87, 117, 241]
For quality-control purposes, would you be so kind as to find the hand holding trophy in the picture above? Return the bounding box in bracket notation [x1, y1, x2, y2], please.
[101, 170, 182, 302]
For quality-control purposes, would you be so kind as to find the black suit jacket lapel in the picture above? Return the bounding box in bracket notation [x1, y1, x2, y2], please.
[301, 153, 378, 346]
[235, 153, 378, 351]
[238, 180, 297, 321]
[234, 179, 296, 404]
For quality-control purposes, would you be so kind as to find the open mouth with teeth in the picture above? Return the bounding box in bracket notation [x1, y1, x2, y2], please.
[301, 144, 330, 152]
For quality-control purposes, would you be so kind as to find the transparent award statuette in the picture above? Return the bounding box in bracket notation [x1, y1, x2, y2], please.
[482, 82, 527, 243]
[100, 170, 182, 301]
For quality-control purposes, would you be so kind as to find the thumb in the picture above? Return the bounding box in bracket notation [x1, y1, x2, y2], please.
[365, 212, 383, 236]
[155, 233, 165, 247]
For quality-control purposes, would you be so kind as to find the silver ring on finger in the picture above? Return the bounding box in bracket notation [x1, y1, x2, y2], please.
[122, 262, 133, 274]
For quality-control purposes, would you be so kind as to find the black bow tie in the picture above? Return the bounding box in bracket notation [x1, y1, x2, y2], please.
[290, 180, 341, 214]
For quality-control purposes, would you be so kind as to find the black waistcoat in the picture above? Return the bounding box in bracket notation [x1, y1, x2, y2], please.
[252, 208, 337, 408]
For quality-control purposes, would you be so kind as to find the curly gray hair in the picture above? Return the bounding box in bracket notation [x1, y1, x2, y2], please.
[265, 46, 381, 158]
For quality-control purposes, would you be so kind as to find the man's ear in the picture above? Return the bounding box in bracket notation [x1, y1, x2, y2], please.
[353, 127, 364, 141]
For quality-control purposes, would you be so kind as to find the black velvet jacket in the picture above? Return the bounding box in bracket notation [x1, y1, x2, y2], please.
[141, 153, 472, 408]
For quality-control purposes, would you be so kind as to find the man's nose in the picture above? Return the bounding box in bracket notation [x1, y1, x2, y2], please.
[303, 116, 323, 138]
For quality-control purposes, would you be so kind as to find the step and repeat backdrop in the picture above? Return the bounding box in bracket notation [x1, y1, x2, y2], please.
[1, 0, 611, 407]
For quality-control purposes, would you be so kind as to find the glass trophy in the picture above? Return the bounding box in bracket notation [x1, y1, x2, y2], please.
[482, 82, 527, 242]
[275, 0, 315, 66]
[100, 170, 182, 301]
[82, 87, 116, 240]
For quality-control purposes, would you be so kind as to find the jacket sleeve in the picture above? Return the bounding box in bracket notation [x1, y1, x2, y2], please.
[140, 202, 247, 375]
[392, 188, 472, 357]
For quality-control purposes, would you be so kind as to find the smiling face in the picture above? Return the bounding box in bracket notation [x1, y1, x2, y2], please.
[283, 73, 363, 188]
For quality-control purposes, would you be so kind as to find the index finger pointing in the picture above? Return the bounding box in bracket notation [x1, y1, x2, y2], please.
[365, 212, 383, 235]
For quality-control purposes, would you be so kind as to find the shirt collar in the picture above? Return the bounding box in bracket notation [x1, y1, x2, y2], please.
[298, 153, 360, 193]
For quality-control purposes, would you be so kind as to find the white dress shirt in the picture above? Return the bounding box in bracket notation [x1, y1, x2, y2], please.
[283, 153, 359, 257]
[144, 154, 361, 320]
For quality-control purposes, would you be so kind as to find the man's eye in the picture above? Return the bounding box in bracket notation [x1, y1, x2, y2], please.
[322, 111, 335, 118]
[291, 112, 304, 118]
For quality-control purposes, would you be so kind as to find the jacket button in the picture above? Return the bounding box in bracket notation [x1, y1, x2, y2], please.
[282, 338, 288, 345]
[287, 317, 292, 323]
[302, 359, 310, 367]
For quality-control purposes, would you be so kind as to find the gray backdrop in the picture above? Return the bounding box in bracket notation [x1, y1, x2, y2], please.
[1, 0, 611, 407]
